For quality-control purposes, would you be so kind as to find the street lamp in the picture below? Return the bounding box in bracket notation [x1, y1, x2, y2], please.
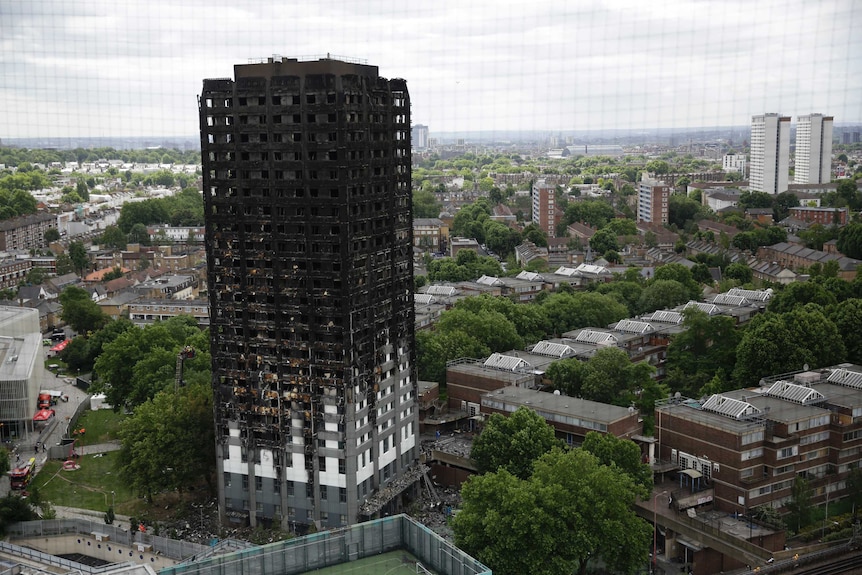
[653, 490, 668, 573]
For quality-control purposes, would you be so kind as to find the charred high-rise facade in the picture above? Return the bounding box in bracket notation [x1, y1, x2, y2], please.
[199, 57, 417, 530]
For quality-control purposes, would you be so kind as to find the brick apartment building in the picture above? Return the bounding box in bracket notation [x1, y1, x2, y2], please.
[0, 213, 57, 252]
[757, 242, 860, 280]
[787, 206, 848, 226]
[655, 364, 862, 518]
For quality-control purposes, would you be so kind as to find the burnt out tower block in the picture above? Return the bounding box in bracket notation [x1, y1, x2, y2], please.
[200, 56, 416, 530]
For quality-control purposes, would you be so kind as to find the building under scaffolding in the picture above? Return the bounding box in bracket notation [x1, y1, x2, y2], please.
[200, 56, 418, 530]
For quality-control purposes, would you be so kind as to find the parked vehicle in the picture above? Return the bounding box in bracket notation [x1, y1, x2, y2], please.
[10, 457, 36, 490]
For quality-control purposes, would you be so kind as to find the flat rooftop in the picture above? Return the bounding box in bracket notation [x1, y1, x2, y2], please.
[483, 385, 635, 425]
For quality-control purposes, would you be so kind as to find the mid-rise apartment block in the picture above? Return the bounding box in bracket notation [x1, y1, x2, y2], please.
[637, 175, 670, 224]
[794, 113, 833, 184]
[722, 153, 747, 175]
[750, 114, 790, 194]
[200, 57, 417, 530]
[531, 179, 559, 238]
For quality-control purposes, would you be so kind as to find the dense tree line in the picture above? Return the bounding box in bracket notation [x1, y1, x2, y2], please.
[0, 147, 201, 167]
[117, 188, 204, 231]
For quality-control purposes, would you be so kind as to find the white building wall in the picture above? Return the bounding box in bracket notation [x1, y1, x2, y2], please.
[795, 114, 833, 184]
[750, 114, 790, 194]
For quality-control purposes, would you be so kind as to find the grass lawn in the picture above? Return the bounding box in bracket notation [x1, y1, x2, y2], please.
[73, 409, 125, 446]
[35, 451, 137, 516]
[34, 448, 211, 522]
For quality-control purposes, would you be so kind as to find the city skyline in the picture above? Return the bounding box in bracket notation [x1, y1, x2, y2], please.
[1, 0, 860, 139]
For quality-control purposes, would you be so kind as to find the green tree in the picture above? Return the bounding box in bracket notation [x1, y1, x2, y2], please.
[652, 262, 701, 299]
[785, 475, 813, 532]
[738, 190, 773, 210]
[412, 188, 442, 218]
[773, 191, 800, 221]
[837, 222, 862, 259]
[637, 279, 691, 313]
[521, 223, 548, 247]
[668, 194, 706, 229]
[452, 294, 550, 344]
[733, 307, 845, 385]
[604, 218, 637, 236]
[59, 286, 109, 334]
[99, 225, 127, 249]
[768, 281, 837, 314]
[664, 309, 739, 396]
[451, 198, 493, 242]
[580, 347, 655, 408]
[545, 357, 590, 397]
[435, 307, 524, 355]
[415, 329, 489, 385]
[645, 160, 670, 174]
[55, 253, 74, 276]
[562, 199, 615, 228]
[595, 280, 644, 316]
[453, 449, 651, 575]
[540, 292, 629, 336]
[589, 227, 619, 254]
[471, 407, 561, 479]
[117, 383, 215, 502]
[580, 431, 652, 498]
[724, 262, 753, 284]
[23, 267, 47, 286]
[0, 494, 39, 536]
[75, 178, 90, 201]
[59, 336, 92, 373]
[93, 317, 207, 410]
[102, 266, 124, 282]
[830, 299, 862, 364]
[68, 240, 89, 275]
[44, 227, 60, 243]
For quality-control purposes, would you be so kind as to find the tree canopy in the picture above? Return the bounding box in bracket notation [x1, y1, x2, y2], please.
[470, 407, 561, 479]
[59, 286, 110, 334]
[117, 382, 215, 502]
[733, 306, 845, 385]
[453, 448, 652, 575]
[580, 431, 652, 498]
[664, 308, 739, 396]
[546, 347, 658, 414]
[837, 223, 862, 259]
[92, 316, 209, 411]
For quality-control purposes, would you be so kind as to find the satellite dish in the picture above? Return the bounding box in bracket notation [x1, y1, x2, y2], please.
[553, 389, 561, 396]
[803, 363, 809, 371]
[674, 391, 681, 399]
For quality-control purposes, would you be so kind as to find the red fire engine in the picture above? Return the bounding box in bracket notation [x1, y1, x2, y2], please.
[10, 457, 36, 490]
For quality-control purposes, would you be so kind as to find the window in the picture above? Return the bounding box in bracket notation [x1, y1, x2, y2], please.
[742, 430, 764, 445]
[741, 448, 763, 461]
[778, 446, 799, 459]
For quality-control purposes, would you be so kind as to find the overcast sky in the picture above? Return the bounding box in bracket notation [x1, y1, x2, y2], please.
[1, 0, 860, 139]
